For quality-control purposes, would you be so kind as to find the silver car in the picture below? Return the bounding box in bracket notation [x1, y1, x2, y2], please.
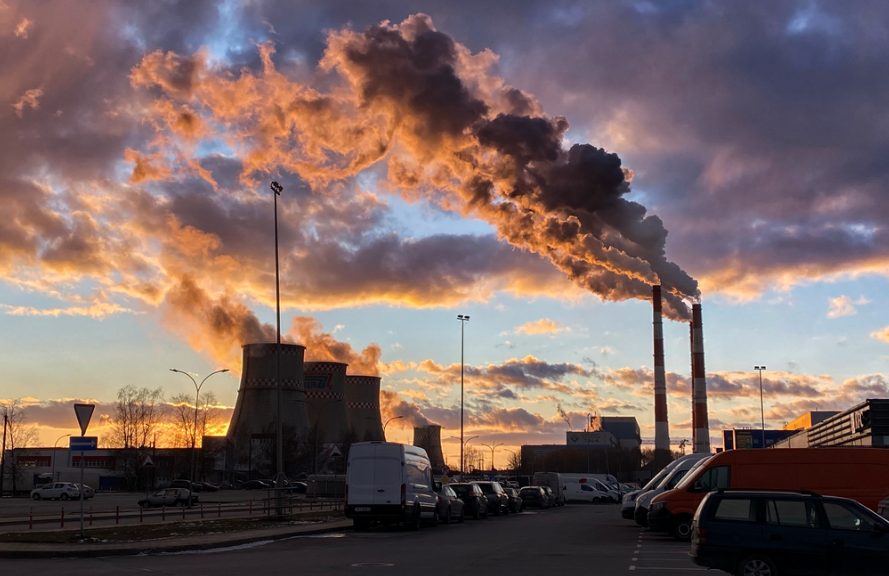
[30, 482, 80, 501]
[138, 487, 197, 507]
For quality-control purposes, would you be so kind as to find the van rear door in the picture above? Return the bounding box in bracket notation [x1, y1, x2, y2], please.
[372, 444, 404, 506]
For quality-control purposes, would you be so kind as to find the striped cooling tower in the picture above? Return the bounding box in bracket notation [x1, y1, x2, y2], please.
[413, 424, 446, 473]
[225, 343, 308, 475]
[304, 361, 350, 444]
[344, 375, 384, 442]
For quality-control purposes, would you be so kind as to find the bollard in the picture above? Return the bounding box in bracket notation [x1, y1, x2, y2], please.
[140, 506, 143, 523]
[60, 507, 65, 528]
[218, 503, 221, 518]
[249, 500, 253, 516]
[29, 508, 33, 530]
[162, 506, 166, 521]
[181, 505, 185, 520]
[89, 507, 93, 527]
[200, 503, 204, 519]
[116, 505, 120, 525]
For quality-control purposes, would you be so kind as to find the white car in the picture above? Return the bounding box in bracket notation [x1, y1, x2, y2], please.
[30, 482, 80, 501]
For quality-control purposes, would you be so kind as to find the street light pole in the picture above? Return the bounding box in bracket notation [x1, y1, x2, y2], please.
[480, 442, 503, 473]
[462, 435, 478, 474]
[754, 366, 767, 448]
[383, 415, 404, 438]
[271, 180, 285, 517]
[51, 433, 70, 481]
[457, 314, 470, 472]
[169, 368, 229, 482]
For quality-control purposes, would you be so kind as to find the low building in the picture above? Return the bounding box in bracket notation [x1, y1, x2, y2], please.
[722, 428, 797, 450]
[772, 399, 889, 449]
[783, 411, 839, 431]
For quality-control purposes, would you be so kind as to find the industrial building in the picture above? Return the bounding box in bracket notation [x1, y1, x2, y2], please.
[772, 400, 889, 449]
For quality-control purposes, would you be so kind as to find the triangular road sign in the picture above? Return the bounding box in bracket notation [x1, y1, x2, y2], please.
[74, 403, 95, 436]
[142, 455, 154, 468]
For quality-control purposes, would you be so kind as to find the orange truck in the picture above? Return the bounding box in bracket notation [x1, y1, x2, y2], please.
[647, 447, 889, 539]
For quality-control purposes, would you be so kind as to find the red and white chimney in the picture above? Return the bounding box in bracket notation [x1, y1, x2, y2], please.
[692, 303, 711, 453]
[652, 285, 670, 454]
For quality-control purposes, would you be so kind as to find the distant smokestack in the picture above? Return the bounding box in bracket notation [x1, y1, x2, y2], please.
[692, 303, 711, 453]
[690, 322, 696, 447]
[304, 361, 350, 444]
[226, 343, 309, 476]
[652, 286, 670, 455]
[344, 375, 384, 442]
[413, 424, 446, 473]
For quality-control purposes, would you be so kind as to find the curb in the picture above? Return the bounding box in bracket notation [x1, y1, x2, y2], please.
[0, 519, 354, 559]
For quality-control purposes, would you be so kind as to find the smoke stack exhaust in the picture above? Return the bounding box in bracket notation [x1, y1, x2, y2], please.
[692, 303, 711, 453]
[652, 286, 670, 460]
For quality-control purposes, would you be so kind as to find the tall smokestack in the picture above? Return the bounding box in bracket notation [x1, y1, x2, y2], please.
[690, 322, 696, 448]
[652, 286, 670, 462]
[692, 303, 711, 453]
[304, 361, 350, 444]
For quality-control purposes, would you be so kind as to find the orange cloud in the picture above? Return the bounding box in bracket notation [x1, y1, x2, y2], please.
[515, 318, 565, 335]
[871, 326, 889, 344]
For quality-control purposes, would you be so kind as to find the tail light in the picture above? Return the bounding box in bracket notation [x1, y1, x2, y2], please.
[400, 483, 406, 505]
[695, 526, 705, 545]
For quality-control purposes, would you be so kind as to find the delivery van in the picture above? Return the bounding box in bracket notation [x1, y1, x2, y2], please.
[634, 453, 712, 525]
[532, 472, 566, 505]
[345, 442, 438, 529]
[648, 447, 889, 540]
[560, 473, 617, 503]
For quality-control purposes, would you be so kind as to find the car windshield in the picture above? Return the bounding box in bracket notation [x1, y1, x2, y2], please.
[674, 456, 714, 490]
[475, 483, 494, 494]
[641, 466, 673, 491]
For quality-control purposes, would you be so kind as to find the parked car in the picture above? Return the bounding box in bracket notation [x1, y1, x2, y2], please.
[240, 479, 272, 490]
[691, 490, 889, 576]
[195, 481, 219, 492]
[170, 479, 198, 491]
[74, 483, 95, 499]
[473, 481, 510, 516]
[434, 483, 465, 523]
[651, 447, 889, 540]
[138, 487, 198, 508]
[542, 486, 558, 508]
[285, 481, 308, 494]
[503, 487, 523, 513]
[449, 482, 489, 519]
[30, 482, 80, 501]
[519, 486, 549, 509]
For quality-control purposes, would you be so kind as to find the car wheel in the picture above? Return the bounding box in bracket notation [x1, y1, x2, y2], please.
[736, 555, 778, 576]
[443, 506, 451, 524]
[60, 494, 69, 501]
[32, 493, 40, 500]
[409, 504, 422, 530]
[671, 515, 694, 541]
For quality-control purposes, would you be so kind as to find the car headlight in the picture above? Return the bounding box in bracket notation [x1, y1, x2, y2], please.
[650, 501, 666, 512]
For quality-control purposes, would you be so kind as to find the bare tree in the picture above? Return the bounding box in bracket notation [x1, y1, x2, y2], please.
[1, 398, 38, 494]
[167, 391, 218, 449]
[507, 450, 522, 474]
[109, 385, 164, 449]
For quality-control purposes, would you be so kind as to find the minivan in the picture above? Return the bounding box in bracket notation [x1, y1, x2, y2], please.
[634, 453, 711, 525]
[622, 458, 685, 519]
[345, 442, 438, 529]
[691, 490, 889, 576]
[649, 447, 889, 540]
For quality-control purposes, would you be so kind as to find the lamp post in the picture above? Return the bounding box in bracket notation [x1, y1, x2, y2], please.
[169, 368, 229, 482]
[754, 366, 766, 448]
[51, 433, 70, 481]
[480, 441, 503, 473]
[462, 435, 478, 473]
[270, 180, 285, 517]
[457, 314, 470, 474]
[383, 415, 404, 438]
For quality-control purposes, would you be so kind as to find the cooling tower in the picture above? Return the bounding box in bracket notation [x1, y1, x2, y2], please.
[652, 286, 670, 459]
[226, 343, 308, 475]
[413, 424, 446, 473]
[304, 361, 350, 444]
[344, 375, 384, 442]
[692, 303, 711, 453]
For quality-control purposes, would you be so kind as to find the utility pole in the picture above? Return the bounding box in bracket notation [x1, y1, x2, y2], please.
[271, 180, 285, 518]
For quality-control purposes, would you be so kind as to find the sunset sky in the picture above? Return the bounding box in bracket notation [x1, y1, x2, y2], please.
[3, 1, 888, 469]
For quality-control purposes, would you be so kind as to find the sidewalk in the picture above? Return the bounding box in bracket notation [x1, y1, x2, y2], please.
[0, 517, 354, 559]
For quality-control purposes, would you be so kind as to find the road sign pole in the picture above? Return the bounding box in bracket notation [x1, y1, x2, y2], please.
[79, 449, 85, 540]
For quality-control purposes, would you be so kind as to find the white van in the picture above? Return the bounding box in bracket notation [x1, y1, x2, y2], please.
[532, 472, 566, 506]
[634, 453, 712, 525]
[345, 442, 438, 529]
[560, 474, 618, 503]
[621, 459, 683, 519]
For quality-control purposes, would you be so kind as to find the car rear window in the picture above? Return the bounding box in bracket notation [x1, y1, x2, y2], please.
[713, 498, 755, 522]
[766, 499, 819, 528]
